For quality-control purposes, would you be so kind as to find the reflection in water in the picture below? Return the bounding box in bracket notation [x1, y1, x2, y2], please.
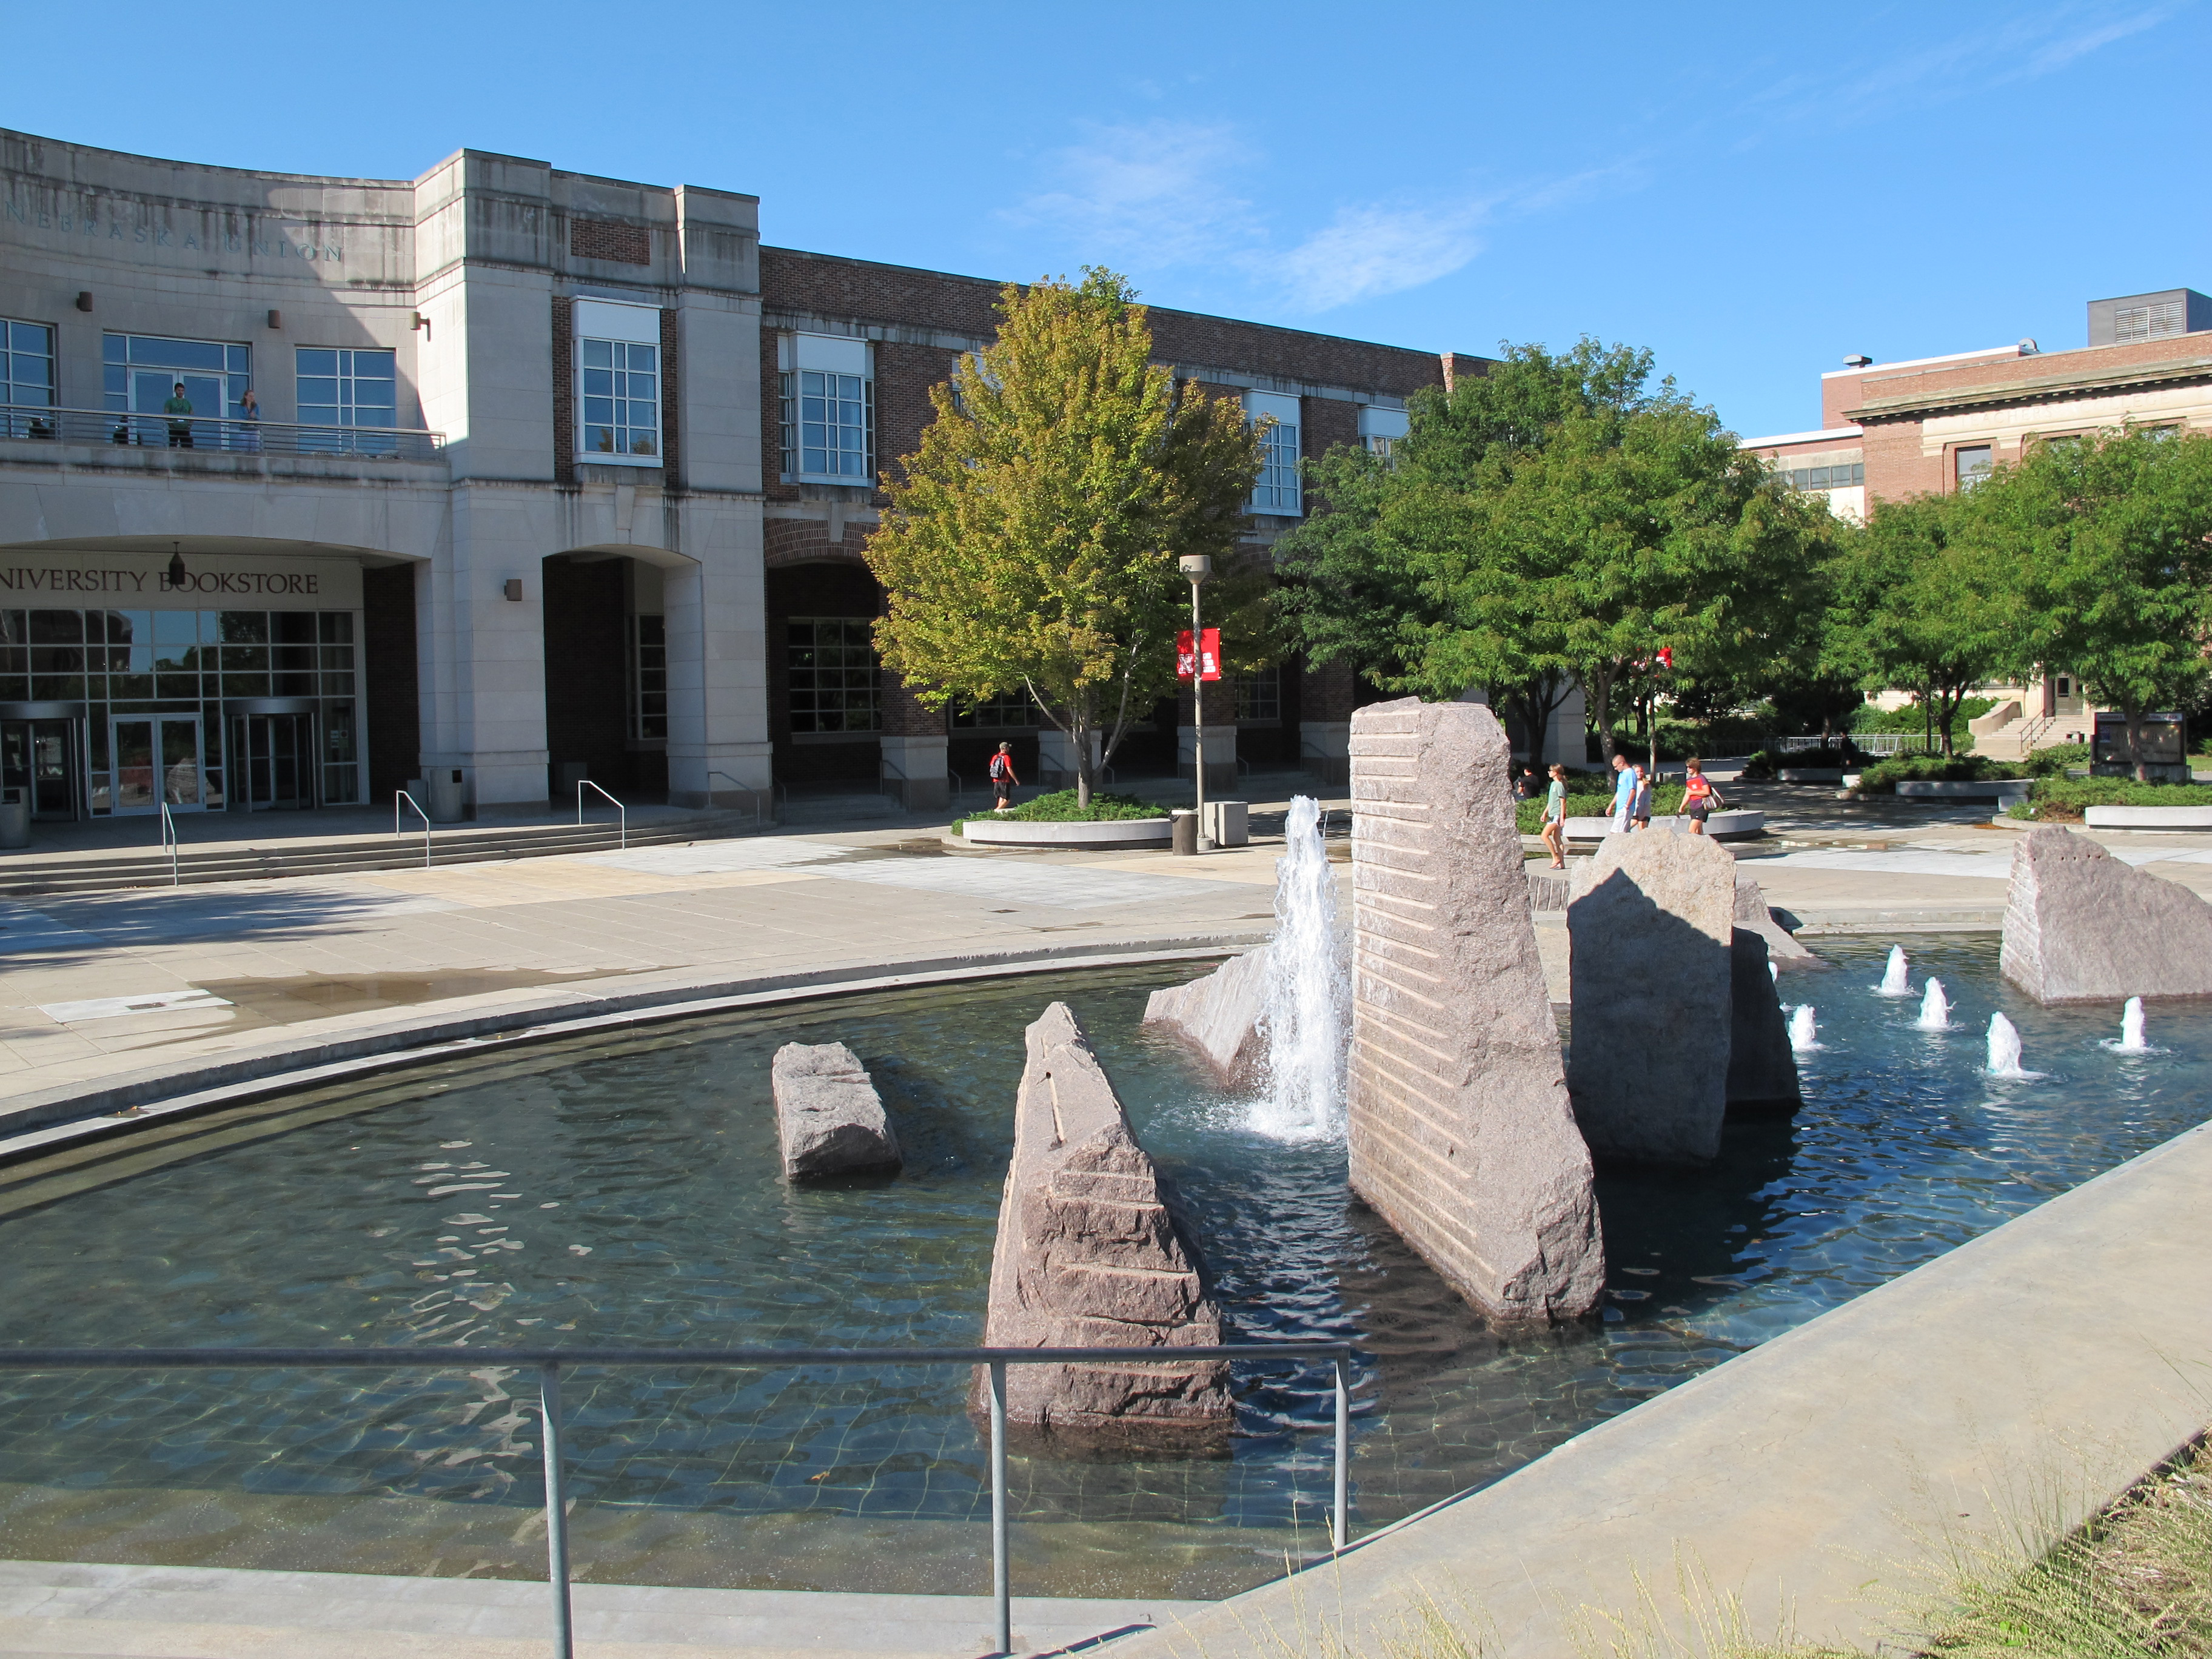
[0, 939, 2205, 1595]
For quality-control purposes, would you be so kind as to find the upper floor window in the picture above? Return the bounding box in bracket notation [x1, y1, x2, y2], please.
[574, 299, 661, 464]
[779, 334, 874, 484]
[1359, 405, 1409, 466]
[1245, 391, 1301, 515]
[1780, 460, 1865, 490]
[2, 320, 55, 412]
[103, 333, 250, 424]
[1954, 445, 1993, 491]
[297, 347, 397, 429]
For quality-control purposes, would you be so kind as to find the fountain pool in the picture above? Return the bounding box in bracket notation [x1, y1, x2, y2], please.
[1, 936, 2207, 1599]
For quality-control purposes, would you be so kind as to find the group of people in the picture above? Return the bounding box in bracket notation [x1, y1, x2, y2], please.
[1529, 754, 1724, 870]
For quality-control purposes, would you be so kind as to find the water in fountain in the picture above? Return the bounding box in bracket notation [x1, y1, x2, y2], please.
[1875, 945, 1912, 996]
[1769, 962, 1779, 984]
[1915, 978, 1952, 1031]
[1788, 1005, 1820, 1052]
[1253, 795, 1349, 1141]
[1985, 1011, 2043, 1079]
[2105, 996, 2151, 1054]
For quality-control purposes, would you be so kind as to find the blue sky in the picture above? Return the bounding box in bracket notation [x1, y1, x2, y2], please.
[12, 2, 2206, 438]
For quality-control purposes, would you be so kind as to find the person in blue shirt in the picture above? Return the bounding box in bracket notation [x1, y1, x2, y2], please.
[1608, 752, 1636, 834]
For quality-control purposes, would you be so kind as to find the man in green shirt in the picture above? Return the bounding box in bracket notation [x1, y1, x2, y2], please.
[162, 383, 194, 448]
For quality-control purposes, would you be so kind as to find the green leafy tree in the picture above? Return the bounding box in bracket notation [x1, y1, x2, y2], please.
[863, 269, 1263, 806]
[1824, 493, 2019, 758]
[1972, 427, 2212, 779]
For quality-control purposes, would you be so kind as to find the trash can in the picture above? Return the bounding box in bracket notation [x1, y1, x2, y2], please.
[0, 787, 28, 850]
[1204, 800, 1249, 848]
[1170, 808, 1198, 856]
[426, 767, 467, 823]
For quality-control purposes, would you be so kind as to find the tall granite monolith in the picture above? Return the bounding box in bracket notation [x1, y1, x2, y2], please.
[972, 1001, 1232, 1450]
[1566, 830, 1738, 1164]
[1347, 697, 1604, 1322]
[1143, 945, 1270, 1083]
[2002, 825, 2212, 1003]
[1726, 929, 1801, 1117]
[771, 1042, 902, 1178]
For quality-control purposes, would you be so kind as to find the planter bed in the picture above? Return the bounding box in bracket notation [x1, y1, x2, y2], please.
[2081, 804, 2212, 830]
[1563, 809, 1765, 842]
[1776, 768, 1843, 784]
[1895, 779, 2031, 802]
[960, 816, 1172, 850]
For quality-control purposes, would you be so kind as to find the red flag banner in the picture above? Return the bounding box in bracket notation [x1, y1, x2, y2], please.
[1176, 628, 1223, 682]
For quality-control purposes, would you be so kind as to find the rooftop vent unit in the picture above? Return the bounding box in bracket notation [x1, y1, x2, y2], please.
[2086, 288, 2212, 347]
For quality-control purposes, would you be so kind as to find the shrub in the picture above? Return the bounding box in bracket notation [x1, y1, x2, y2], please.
[953, 788, 1162, 833]
[2007, 777, 2212, 820]
[1855, 754, 2026, 794]
[1743, 740, 1864, 777]
[2025, 741, 2090, 777]
[1849, 695, 1998, 738]
[1515, 783, 1686, 836]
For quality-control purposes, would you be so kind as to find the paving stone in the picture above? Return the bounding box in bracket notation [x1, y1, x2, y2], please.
[770, 1042, 902, 1178]
[2001, 825, 2212, 1004]
[1347, 697, 1604, 1322]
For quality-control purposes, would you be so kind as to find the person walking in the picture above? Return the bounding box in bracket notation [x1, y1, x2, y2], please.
[1539, 762, 1569, 870]
[988, 742, 1019, 811]
[1607, 752, 1635, 835]
[1682, 757, 1724, 835]
[1630, 762, 1654, 831]
[162, 383, 195, 449]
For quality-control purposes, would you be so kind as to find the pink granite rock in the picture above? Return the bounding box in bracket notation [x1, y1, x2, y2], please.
[2002, 825, 2212, 1004]
[771, 1041, 901, 1178]
[971, 1002, 1232, 1450]
[1142, 946, 1270, 1083]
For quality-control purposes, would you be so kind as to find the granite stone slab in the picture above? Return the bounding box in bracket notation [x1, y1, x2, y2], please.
[2002, 825, 2212, 1003]
[1142, 945, 1270, 1083]
[771, 1041, 902, 1178]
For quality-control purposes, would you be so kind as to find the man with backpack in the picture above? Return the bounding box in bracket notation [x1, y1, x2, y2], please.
[988, 742, 1019, 811]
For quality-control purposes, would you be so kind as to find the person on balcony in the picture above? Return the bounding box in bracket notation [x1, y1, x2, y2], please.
[162, 383, 194, 449]
[236, 387, 261, 452]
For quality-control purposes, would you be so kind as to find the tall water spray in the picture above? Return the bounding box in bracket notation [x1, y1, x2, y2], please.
[1985, 1011, 2040, 1078]
[1255, 796, 1349, 1139]
[1876, 945, 1912, 996]
[2117, 997, 2148, 1053]
[1788, 1005, 1819, 1053]
[1916, 979, 1952, 1031]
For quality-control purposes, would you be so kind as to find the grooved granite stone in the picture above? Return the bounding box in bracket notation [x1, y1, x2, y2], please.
[1726, 928, 1801, 1116]
[2001, 825, 2212, 1004]
[971, 1002, 1231, 1449]
[1142, 947, 1270, 1083]
[1346, 697, 1604, 1323]
[1567, 830, 1738, 1165]
[770, 1042, 902, 1178]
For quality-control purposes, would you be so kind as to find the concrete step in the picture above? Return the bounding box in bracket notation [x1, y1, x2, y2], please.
[776, 792, 915, 825]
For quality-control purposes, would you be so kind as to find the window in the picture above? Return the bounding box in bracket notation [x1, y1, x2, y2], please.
[786, 617, 880, 733]
[1781, 461, 1865, 490]
[631, 614, 668, 741]
[2, 320, 55, 423]
[1233, 665, 1280, 724]
[296, 348, 397, 429]
[574, 299, 662, 463]
[1954, 445, 1993, 490]
[1359, 405, 1409, 466]
[950, 689, 1039, 729]
[102, 334, 252, 434]
[1245, 391, 1302, 514]
[778, 334, 874, 483]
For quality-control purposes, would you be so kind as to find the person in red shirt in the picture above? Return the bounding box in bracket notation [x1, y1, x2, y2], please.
[988, 742, 1019, 811]
[1683, 757, 1723, 834]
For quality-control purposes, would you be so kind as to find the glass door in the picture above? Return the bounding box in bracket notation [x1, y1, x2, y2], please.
[112, 715, 203, 813]
[2, 720, 82, 821]
[131, 367, 224, 447]
[229, 712, 317, 810]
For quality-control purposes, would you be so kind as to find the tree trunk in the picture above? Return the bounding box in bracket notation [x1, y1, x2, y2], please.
[1073, 688, 1096, 809]
[2125, 704, 2149, 784]
[1589, 664, 1620, 763]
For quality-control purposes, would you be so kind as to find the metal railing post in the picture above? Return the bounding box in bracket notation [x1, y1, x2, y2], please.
[989, 1359, 1010, 1656]
[539, 1362, 574, 1659]
[706, 770, 757, 830]
[1332, 1355, 1350, 1552]
[395, 789, 431, 869]
[159, 800, 179, 886]
[576, 780, 625, 850]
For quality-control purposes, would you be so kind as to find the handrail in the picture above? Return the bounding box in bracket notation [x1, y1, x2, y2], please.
[575, 779, 625, 848]
[158, 800, 179, 886]
[0, 401, 445, 462]
[1, 1339, 1356, 1659]
[705, 770, 762, 830]
[394, 789, 431, 868]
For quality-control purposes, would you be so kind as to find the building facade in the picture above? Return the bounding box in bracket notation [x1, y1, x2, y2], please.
[0, 128, 1473, 825]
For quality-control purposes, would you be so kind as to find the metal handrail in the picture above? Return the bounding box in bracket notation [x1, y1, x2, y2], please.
[575, 779, 625, 848]
[158, 800, 178, 886]
[706, 770, 761, 830]
[0, 1339, 1356, 1659]
[0, 401, 445, 461]
[394, 789, 431, 869]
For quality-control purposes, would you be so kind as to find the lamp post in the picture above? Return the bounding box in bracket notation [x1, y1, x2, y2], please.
[1179, 554, 1213, 852]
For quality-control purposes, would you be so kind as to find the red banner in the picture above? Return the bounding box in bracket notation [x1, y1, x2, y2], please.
[1176, 628, 1222, 682]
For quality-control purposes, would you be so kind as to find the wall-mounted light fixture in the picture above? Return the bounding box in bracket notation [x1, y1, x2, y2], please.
[503, 579, 524, 602]
[167, 541, 188, 588]
[267, 309, 282, 330]
[75, 292, 93, 312]
[412, 312, 432, 341]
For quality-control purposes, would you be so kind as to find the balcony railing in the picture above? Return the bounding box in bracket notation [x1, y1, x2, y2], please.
[0, 403, 444, 463]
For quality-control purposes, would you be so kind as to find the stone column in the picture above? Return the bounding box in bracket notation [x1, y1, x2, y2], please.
[663, 496, 773, 815]
[1035, 726, 1101, 789]
[877, 676, 948, 811]
[1347, 697, 1604, 1322]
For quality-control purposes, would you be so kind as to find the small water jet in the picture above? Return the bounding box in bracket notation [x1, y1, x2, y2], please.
[2103, 996, 2152, 1054]
[1985, 1011, 2043, 1079]
[1768, 962, 1778, 984]
[1875, 945, 1912, 997]
[1788, 1005, 1820, 1052]
[1915, 979, 1952, 1031]
[1255, 796, 1349, 1141]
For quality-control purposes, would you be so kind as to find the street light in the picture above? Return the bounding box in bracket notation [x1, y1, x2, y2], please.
[1179, 554, 1213, 851]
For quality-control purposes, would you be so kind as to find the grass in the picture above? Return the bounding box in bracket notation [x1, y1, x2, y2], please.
[2007, 778, 2212, 821]
[951, 787, 1165, 834]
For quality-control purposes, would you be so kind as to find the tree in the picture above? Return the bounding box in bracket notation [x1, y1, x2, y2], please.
[863, 270, 1263, 806]
[1824, 492, 2017, 759]
[1971, 427, 2212, 779]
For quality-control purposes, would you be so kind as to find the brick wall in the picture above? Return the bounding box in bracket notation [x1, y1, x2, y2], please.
[569, 216, 651, 267]
[763, 517, 870, 569]
[658, 307, 680, 488]
[551, 296, 574, 487]
[874, 338, 961, 489]
[363, 561, 420, 801]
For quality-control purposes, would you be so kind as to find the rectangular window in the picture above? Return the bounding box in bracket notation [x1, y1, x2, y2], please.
[2, 320, 55, 427]
[1233, 665, 1281, 724]
[102, 333, 252, 447]
[1783, 461, 1865, 489]
[631, 614, 668, 742]
[574, 299, 662, 464]
[1245, 391, 1302, 514]
[1358, 405, 1408, 466]
[786, 616, 880, 734]
[950, 690, 1039, 729]
[295, 347, 397, 429]
[1954, 446, 1993, 490]
[779, 334, 874, 483]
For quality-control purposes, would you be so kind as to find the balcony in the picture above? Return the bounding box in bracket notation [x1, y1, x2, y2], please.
[0, 403, 444, 464]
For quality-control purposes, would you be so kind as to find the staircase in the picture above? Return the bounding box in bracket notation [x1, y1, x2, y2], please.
[0, 812, 766, 899]
[1974, 707, 2057, 762]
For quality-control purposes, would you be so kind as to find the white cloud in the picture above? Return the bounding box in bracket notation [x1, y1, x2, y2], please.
[1006, 119, 1261, 266]
[1270, 202, 1488, 312]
